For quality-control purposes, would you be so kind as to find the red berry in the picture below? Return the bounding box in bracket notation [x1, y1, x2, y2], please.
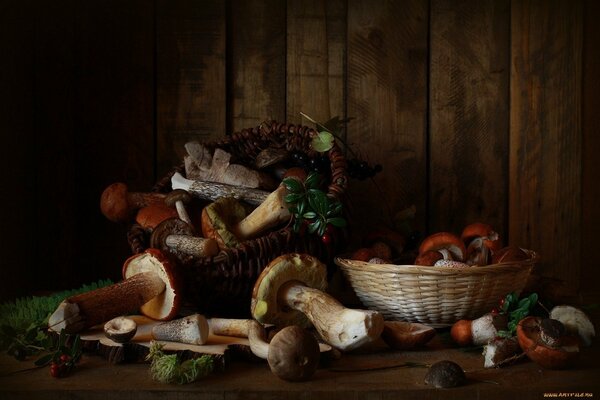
[50, 362, 61, 378]
[60, 354, 71, 364]
[490, 307, 499, 315]
[321, 233, 332, 245]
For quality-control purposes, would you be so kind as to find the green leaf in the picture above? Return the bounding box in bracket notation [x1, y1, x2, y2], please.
[35, 353, 54, 366]
[308, 191, 329, 215]
[311, 131, 334, 153]
[283, 177, 302, 193]
[327, 217, 347, 228]
[308, 220, 321, 235]
[285, 193, 304, 204]
[303, 212, 317, 219]
[305, 172, 320, 189]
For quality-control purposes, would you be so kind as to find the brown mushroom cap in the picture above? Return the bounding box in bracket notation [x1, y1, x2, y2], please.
[165, 189, 192, 207]
[104, 316, 137, 343]
[135, 202, 179, 231]
[201, 197, 249, 250]
[251, 253, 328, 328]
[150, 217, 195, 257]
[516, 316, 580, 369]
[381, 321, 436, 350]
[100, 182, 131, 222]
[491, 246, 530, 264]
[425, 360, 466, 388]
[122, 248, 181, 321]
[461, 222, 502, 251]
[418, 232, 466, 261]
[267, 325, 321, 382]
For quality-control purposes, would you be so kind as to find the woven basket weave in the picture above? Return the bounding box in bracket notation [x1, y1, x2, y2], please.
[127, 121, 348, 318]
[335, 250, 538, 327]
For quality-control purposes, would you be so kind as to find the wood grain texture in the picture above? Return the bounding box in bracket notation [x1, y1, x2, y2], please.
[429, 0, 510, 236]
[510, 0, 582, 288]
[156, 0, 226, 175]
[287, 0, 346, 124]
[0, 0, 35, 301]
[581, 0, 600, 293]
[346, 0, 429, 235]
[228, 0, 286, 131]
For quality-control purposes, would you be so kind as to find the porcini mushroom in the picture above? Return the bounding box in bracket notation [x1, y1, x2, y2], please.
[165, 189, 194, 227]
[418, 232, 466, 262]
[152, 314, 209, 346]
[100, 182, 166, 223]
[210, 318, 321, 382]
[104, 316, 138, 343]
[49, 249, 181, 333]
[250, 253, 384, 351]
[151, 218, 219, 259]
[450, 313, 508, 346]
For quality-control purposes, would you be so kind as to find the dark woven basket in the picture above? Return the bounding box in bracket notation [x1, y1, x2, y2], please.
[127, 121, 348, 318]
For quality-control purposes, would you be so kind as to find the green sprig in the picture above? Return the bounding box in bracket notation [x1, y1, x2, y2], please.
[146, 342, 214, 384]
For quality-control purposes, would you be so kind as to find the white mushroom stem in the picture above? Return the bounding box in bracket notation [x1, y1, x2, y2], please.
[171, 172, 269, 206]
[152, 314, 210, 346]
[48, 271, 166, 334]
[210, 318, 269, 359]
[235, 184, 290, 239]
[280, 282, 384, 351]
[174, 200, 193, 226]
[165, 234, 219, 258]
[471, 313, 506, 346]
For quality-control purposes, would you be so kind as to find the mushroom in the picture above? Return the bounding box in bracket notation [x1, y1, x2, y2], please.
[549, 305, 595, 347]
[380, 321, 436, 350]
[482, 337, 521, 368]
[100, 182, 166, 223]
[516, 316, 580, 369]
[135, 202, 179, 231]
[417, 232, 466, 263]
[151, 218, 219, 259]
[210, 318, 321, 382]
[424, 360, 467, 388]
[461, 222, 502, 265]
[104, 316, 138, 343]
[151, 314, 209, 346]
[450, 313, 508, 346]
[250, 253, 384, 351]
[165, 189, 194, 227]
[48, 249, 181, 333]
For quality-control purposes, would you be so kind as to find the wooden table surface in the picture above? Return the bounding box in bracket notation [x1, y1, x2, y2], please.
[1, 327, 599, 400]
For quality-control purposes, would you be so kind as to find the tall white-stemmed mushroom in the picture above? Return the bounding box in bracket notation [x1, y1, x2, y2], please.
[250, 253, 384, 351]
[49, 249, 182, 333]
[165, 189, 194, 227]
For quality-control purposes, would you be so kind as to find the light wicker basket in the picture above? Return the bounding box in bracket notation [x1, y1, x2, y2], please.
[335, 250, 538, 327]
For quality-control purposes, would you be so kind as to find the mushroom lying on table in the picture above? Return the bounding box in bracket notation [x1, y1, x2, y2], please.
[49, 249, 181, 334]
[250, 253, 384, 351]
[210, 318, 322, 382]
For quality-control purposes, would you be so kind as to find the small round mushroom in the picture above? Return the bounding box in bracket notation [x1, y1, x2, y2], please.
[251, 253, 384, 351]
[424, 360, 467, 389]
[165, 189, 194, 227]
[100, 182, 166, 223]
[135, 202, 179, 231]
[418, 232, 466, 262]
[104, 316, 137, 343]
[268, 325, 320, 382]
[151, 218, 219, 259]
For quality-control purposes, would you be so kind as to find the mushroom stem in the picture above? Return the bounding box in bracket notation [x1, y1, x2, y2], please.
[49, 271, 166, 333]
[171, 172, 269, 206]
[174, 200, 193, 226]
[235, 184, 290, 239]
[280, 282, 384, 351]
[210, 318, 269, 359]
[152, 314, 209, 346]
[165, 234, 219, 258]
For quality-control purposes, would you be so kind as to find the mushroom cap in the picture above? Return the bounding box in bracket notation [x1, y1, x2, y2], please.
[461, 222, 502, 251]
[251, 253, 328, 328]
[267, 325, 320, 382]
[549, 305, 595, 347]
[516, 316, 580, 369]
[424, 360, 466, 388]
[150, 217, 195, 257]
[491, 246, 530, 264]
[165, 189, 192, 207]
[450, 319, 473, 346]
[418, 232, 466, 261]
[122, 248, 182, 321]
[201, 197, 249, 250]
[135, 202, 179, 230]
[381, 321, 436, 350]
[414, 250, 443, 266]
[104, 316, 137, 343]
[100, 182, 130, 222]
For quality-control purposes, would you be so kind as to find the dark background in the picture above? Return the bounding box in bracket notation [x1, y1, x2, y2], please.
[0, 0, 598, 302]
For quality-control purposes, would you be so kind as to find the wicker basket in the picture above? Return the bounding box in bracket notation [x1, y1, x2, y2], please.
[127, 121, 348, 318]
[335, 250, 538, 327]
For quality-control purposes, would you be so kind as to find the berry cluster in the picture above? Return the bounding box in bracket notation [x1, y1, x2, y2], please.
[290, 151, 331, 175]
[346, 158, 382, 180]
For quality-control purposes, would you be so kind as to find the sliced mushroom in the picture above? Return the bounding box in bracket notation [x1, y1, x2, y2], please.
[151, 314, 209, 346]
[49, 249, 181, 333]
[104, 316, 138, 343]
[250, 253, 384, 351]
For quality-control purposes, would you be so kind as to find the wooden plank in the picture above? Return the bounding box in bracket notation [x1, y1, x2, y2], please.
[0, 0, 35, 301]
[287, 0, 346, 124]
[346, 0, 429, 237]
[73, 1, 156, 284]
[228, 0, 286, 131]
[581, 0, 600, 293]
[156, 0, 226, 175]
[510, 0, 582, 287]
[429, 0, 510, 237]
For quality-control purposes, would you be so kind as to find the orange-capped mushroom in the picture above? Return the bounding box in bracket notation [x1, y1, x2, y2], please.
[461, 222, 502, 266]
[418, 232, 466, 262]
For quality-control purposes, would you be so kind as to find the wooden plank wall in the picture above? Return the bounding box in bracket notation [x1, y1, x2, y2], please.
[0, 0, 597, 302]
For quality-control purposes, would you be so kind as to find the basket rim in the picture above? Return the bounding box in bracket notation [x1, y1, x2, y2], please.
[334, 249, 539, 276]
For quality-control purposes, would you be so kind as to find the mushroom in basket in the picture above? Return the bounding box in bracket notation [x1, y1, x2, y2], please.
[414, 232, 468, 267]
